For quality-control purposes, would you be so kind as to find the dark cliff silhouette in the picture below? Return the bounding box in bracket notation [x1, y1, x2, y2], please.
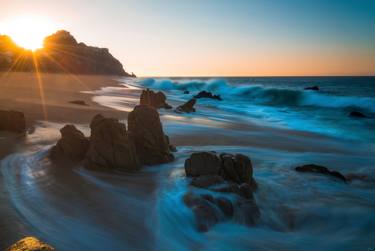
[0, 30, 135, 76]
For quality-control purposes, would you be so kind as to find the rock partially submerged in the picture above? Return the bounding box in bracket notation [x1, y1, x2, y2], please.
[6, 236, 55, 251]
[0, 110, 26, 133]
[349, 111, 368, 118]
[304, 86, 319, 91]
[175, 99, 196, 113]
[194, 91, 222, 101]
[140, 89, 172, 109]
[50, 125, 89, 162]
[184, 151, 259, 231]
[295, 164, 347, 182]
[128, 105, 174, 165]
[84, 114, 140, 171]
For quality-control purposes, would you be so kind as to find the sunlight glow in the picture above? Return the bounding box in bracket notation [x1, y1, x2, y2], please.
[0, 16, 57, 51]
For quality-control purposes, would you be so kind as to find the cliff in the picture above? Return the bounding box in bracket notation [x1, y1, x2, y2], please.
[0, 30, 134, 76]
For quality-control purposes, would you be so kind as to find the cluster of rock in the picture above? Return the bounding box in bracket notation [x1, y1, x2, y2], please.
[175, 99, 196, 113]
[140, 89, 172, 109]
[5, 237, 55, 251]
[183, 151, 260, 231]
[50, 105, 174, 170]
[0, 110, 26, 133]
[194, 90, 222, 101]
[0, 30, 133, 76]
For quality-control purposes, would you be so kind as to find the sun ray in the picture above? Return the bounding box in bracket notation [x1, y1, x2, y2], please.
[32, 52, 48, 120]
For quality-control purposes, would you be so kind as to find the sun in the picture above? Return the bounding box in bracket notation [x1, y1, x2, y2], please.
[0, 16, 57, 51]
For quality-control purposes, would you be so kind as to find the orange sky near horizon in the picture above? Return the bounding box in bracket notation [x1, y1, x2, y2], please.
[1, 0, 374, 77]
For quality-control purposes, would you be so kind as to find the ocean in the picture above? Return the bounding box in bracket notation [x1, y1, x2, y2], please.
[1, 76, 374, 250]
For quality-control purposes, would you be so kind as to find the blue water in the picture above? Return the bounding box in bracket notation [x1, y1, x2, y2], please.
[1, 77, 375, 250]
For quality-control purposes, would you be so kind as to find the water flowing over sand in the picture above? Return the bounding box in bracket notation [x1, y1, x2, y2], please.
[1, 77, 375, 250]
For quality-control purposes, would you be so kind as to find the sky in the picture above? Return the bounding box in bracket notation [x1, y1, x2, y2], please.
[0, 0, 374, 76]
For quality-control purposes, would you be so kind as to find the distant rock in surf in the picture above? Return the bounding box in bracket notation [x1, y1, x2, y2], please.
[183, 90, 190, 94]
[349, 111, 368, 118]
[175, 98, 196, 113]
[6, 236, 55, 251]
[295, 164, 347, 182]
[183, 151, 259, 231]
[0, 110, 26, 133]
[0, 30, 133, 76]
[140, 89, 172, 109]
[84, 114, 140, 171]
[194, 91, 222, 100]
[50, 125, 89, 162]
[128, 105, 174, 165]
[304, 86, 320, 91]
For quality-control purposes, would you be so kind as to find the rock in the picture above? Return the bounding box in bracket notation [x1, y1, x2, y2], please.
[50, 125, 89, 162]
[183, 193, 219, 232]
[0, 110, 26, 133]
[190, 175, 224, 188]
[128, 105, 174, 165]
[175, 99, 196, 113]
[183, 90, 190, 94]
[304, 86, 319, 91]
[234, 154, 257, 189]
[234, 199, 261, 226]
[349, 111, 368, 118]
[295, 164, 347, 182]
[185, 152, 221, 177]
[69, 100, 88, 106]
[84, 114, 140, 171]
[194, 91, 222, 100]
[6, 236, 55, 251]
[165, 135, 177, 152]
[140, 89, 172, 109]
[214, 197, 234, 217]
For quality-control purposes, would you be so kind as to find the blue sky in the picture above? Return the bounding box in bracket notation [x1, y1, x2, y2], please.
[1, 0, 374, 76]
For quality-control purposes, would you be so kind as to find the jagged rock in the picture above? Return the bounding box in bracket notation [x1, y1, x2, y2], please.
[140, 89, 172, 109]
[0, 110, 26, 133]
[185, 152, 221, 177]
[84, 114, 140, 171]
[194, 91, 222, 100]
[295, 164, 347, 182]
[6, 236, 55, 251]
[128, 105, 174, 165]
[0, 30, 132, 76]
[349, 111, 368, 118]
[69, 100, 88, 106]
[50, 125, 89, 162]
[304, 86, 319, 91]
[175, 99, 196, 113]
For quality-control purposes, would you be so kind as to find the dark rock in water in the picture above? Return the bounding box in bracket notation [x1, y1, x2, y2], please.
[304, 86, 320, 91]
[185, 152, 221, 177]
[128, 105, 174, 165]
[214, 197, 234, 217]
[69, 100, 88, 106]
[140, 89, 172, 109]
[234, 199, 261, 226]
[349, 111, 368, 118]
[175, 98, 196, 113]
[295, 164, 347, 182]
[1, 30, 133, 76]
[6, 236, 55, 251]
[183, 90, 190, 94]
[190, 175, 225, 188]
[194, 91, 222, 100]
[84, 114, 140, 171]
[0, 110, 26, 133]
[50, 125, 89, 162]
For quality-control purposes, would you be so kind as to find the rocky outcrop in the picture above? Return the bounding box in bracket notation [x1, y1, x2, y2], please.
[0, 30, 132, 76]
[194, 91, 222, 101]
[295, 164, 347, 182]
[175, 99, 196, 113]
[304, 86, 319, 91]
[183, 151, 259, 231]
[84, 114, 140, 171]
[50, 125, 89, 162]
[6, 236, 55, 251]
[128, 105, 174, 165]
[139, 89, 172, 109]
[349, 111, 368, 118]
[0, 110, 26, 133]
